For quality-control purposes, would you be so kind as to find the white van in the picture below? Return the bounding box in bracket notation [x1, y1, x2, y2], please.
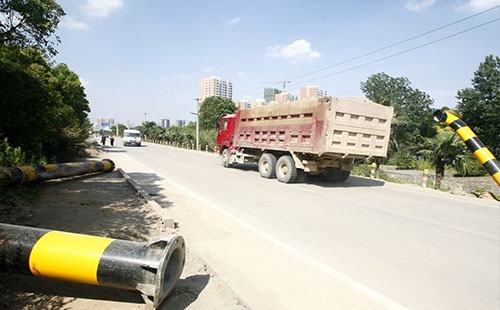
[123, 129, 142, 146]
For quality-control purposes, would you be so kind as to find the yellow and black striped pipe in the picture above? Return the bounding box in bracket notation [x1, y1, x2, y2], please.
[0, 223, 185, 308]
[434, 110, 500, 187]
[0, 159, 115, 187]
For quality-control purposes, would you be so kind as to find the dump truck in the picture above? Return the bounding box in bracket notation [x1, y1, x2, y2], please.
[216, 96, 393, 183]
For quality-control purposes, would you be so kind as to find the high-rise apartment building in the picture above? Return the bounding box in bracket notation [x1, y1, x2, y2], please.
[274, 93, 296, 103]
[264, 88, 281, 103]
[174, 120, 186, 127]
[300, 85, 327, 99]
[199, 77, 233, 103]
[161, 119, 170, 128]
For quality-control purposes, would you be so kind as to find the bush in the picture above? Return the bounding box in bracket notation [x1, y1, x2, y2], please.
[0, 138, 28, 167]
[351, 164, 371, 177]
[455, 153, 488, 176]
[387, 150, 418, 169]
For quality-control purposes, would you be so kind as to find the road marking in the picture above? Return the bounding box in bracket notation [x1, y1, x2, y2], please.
[121, 152, 408, 310]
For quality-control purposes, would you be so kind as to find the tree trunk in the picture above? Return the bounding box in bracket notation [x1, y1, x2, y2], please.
[434, 163, 445, 189]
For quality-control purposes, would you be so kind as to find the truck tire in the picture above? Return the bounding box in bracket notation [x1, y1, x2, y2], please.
[338, 170, 350, 182]
[276, 155, 298, 183]
[258, 153, 277, 178]
[221, 149, 233, 168]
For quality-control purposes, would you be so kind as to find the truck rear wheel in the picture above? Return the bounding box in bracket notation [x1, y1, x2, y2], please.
[276, 155, 298, 183]
[258, 153, 277, 178]
[221, 149, 233, 168]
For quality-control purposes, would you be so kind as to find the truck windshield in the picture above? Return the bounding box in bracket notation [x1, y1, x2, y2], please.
[124, 133, 140, 137]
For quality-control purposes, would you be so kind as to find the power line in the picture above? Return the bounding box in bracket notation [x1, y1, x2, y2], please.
[293, 18, 500, 85]
[288, 4, 500, 81]
[235, 5, 500, 96]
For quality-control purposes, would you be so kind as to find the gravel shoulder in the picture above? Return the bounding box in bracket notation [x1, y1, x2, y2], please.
[0, 150, 248, 309]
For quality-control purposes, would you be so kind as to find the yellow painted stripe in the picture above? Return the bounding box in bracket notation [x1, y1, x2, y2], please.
[455, 126, 476, 142]
[19, 166, 37, 181]
[44, 164, 59, 172]
[473, 147, 495, 164]
[102, 161, 112, 171]
[29, 231, 113, 285]
[444, 112, 459, 126]
[492, 172, 500, 187]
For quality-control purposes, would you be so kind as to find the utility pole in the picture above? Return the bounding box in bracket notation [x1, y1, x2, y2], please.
[278, 80, 291, 93]
[191, 98, 201, 150]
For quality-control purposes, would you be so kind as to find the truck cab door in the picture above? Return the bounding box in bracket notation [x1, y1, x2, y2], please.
[217, 118, 233, 148]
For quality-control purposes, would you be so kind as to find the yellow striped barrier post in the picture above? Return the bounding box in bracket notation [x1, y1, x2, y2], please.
[370, 162, 377, 179]
[434, 110, 500, 187]
[422, 168, 429, 188]
[0, 159, 115, 187]
[0, 223, 185, 307]
[205, 145, 208, 152]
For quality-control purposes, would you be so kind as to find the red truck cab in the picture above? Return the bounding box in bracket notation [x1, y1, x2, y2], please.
[216, 114, 236, 152]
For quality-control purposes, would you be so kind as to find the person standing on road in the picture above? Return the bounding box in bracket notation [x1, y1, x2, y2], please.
[110, 136, 115, 146]
[101, 135, 107, 145]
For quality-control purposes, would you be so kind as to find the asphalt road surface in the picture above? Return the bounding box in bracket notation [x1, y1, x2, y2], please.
[107, 140, 500, 310]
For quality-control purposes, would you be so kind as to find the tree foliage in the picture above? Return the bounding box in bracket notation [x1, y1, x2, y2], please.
[199, 96, 236, 130]
[418, 128, 464, 189]
[0, 0, 65, 56]
[361, 72, 435, 152]
[0, 46, 90, 162]
[457, 55, 500, 153]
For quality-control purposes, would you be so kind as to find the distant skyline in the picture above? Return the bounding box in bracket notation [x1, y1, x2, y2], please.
[55, 0, 500, 126]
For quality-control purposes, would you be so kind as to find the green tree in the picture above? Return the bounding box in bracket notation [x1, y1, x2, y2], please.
[0, 46, 90, 162]
[199, 96, 236, 130]
[111, 124, 128, 136]
[457, 55, 500, 153]
[0, 0, 65, 56]
[361, 72, 435, 152]
[418, 129, 463, 189]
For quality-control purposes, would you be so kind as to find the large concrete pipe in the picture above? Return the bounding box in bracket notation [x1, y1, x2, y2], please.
[0, 223, 185, 308]
[0, 159, 115, 187]
[434, 110, 500, 187]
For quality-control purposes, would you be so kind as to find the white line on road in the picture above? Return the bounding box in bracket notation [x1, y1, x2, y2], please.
[122, 153, 408, 310]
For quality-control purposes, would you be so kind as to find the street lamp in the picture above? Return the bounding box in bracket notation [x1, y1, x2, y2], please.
[191, 98, 201, 150]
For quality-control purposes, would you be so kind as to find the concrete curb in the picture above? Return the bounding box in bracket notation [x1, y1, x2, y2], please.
[118, 168, 175, 228]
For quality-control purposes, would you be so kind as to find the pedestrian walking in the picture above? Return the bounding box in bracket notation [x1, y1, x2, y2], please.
[101, 135, 107, 145]
[110, 136, 115, 146]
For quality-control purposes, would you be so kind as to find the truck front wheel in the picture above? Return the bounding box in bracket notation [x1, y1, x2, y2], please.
[276, 155, 298, 183]
[221, 149, 233, 168]
[258, 153, 277, 178]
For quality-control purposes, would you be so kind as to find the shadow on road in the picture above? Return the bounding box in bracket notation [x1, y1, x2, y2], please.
[127, 172, 174, 209]
[232, 164, 384, 187]
[160, 274, 210, 310]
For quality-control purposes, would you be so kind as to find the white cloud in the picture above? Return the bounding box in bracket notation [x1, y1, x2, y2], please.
[405, 0, 437, 11]
[225, 17, 241, 25]
[203, 67, 214, 73]
[456, 0, 500, 12]
[60, 16, 89, 30]
[80, 0, 124, 18]
[266, 39, 321, 63]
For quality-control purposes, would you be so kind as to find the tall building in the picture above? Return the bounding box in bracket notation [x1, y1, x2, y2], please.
[300, 85, 328, 99]
[199, 76, 233, 103]
[161, 119, 170, 128]
[174, 120, 186, 127]
[234, 100, 249, 110]
[274, 93, 296, 103]
[264, 88, 281, 103]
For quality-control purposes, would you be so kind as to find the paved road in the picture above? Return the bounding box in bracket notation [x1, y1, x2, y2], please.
[107, 140, 499, 310]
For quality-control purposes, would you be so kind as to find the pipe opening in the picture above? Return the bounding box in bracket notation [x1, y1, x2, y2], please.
[433, 110, 446, 123]
[162, 246, 184, 295]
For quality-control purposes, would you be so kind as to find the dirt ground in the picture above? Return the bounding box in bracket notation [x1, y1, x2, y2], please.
[0, 161, 248, 309]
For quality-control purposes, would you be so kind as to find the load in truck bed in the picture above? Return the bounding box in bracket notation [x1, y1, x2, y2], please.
[234, 96, 393, 159]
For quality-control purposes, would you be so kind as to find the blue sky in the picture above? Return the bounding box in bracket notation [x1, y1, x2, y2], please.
[55, 0, 500, 126]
